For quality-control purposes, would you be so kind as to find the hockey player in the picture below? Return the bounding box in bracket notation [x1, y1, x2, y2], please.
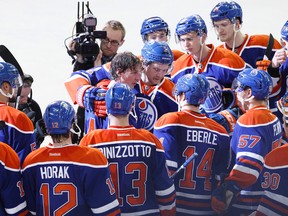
[260, 24, 288, 214]
[22, 100, 120, 216]
[140, 16, 184, 60]
[153, 73, 230, 215]
[210, 1, 285, 121]
[211, 69, 282, 215]
[210, 1, 283, 69]
[134, 40, 178, 131]
[0, 62, 36, 165]
[0, 141, 29, 215]
[80, 83, 176, 216]
[64, 51, 142, 134]
[252, 92, 288, 215]
[65, 41, 177, 133]
[275, 20, 288, 143]
[253, 144, 288, 215]
[171, 14, 246, 116]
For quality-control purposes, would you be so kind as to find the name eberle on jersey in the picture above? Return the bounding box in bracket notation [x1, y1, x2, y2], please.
[187, 129, 218, 145]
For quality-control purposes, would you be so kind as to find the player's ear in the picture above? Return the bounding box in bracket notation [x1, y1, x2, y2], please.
[1, 82, 10, 92]
[235, 19, 241, 30]
[246, 88, 253, 98]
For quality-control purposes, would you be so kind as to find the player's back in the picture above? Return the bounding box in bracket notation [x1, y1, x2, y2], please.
[256, 144, 288, 215]
[154, 110, 230, 215]
[80, 125, 176, 215]
[0, 142, 29, 216]
[0, 103, 35, 164]
[22, 144, 120, 216]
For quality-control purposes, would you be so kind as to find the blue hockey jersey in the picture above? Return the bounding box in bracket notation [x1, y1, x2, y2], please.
[226, 105, 282, 215]
[0, 103, 36, 165]
[0, 142, 28, 216]
[22, 144, 120, 216]
[80, 125, 176, 216]
[154, 110, 230, 215]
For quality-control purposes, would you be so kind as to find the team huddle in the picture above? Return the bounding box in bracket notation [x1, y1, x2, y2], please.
[0, 1, 288, 216]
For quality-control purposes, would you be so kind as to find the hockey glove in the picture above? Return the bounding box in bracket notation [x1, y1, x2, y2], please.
[256, 59, 271, 71]
[211, 180, 241, 215]
[83, 87, 107, 117]
[218, 107, 239, 134]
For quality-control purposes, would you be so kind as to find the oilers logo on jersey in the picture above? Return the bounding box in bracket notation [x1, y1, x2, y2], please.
[201, 77, 223, 113]
[135, 97, 158, 131]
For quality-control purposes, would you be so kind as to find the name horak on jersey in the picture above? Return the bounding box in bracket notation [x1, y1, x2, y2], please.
[40, 166, 70, 179]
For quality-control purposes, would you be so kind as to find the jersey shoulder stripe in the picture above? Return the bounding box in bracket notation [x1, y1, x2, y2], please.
[0, 142, 20, 170]
[22, 145, 108, 170]
[237, 106, 278, 126]
[0, 105, 34, 132]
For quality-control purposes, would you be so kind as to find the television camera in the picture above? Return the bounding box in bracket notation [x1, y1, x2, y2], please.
[66, 1, 107, 63]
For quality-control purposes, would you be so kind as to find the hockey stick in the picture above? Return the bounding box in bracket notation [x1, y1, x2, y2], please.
[264, 33, 274, 60]
[0, 45, 24, 76]
[170, 152, 198, 179]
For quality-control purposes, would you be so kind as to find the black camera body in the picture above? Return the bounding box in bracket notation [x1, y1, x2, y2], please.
[72, 3, 107, 62]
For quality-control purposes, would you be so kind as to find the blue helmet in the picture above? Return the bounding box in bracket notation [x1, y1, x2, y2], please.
[281, 20, 288, 42]
[43, 100, 75, 135]
[106, 83, 135, 115]
[141, 41, 173, 66]
[174, 73, 210, 105]
[236, 68, 273, 100]
[175, 14, 207, 39]
[140, 16, 169, 42]
[0, 62, 22, 88]
[210, 1, 243, 24]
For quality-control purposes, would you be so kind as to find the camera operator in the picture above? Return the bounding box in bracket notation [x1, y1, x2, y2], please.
[70, 20, 126, 71]
[69, 19, 126, 143]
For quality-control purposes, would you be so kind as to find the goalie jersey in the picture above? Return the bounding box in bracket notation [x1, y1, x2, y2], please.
[22, 144, 120, 216]
[80, 125, 176, 216]
[255, 144, 288, 215]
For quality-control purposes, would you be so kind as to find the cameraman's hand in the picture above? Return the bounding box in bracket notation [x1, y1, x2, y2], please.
[94, 51, 102, 67]
[69, 40, 76, 52]
[83, 87, 107, 117]
[69, 40, 85, 63]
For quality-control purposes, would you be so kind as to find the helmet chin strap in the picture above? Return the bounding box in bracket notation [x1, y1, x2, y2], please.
[0, 88, 14, 99]
[70, 123, 81, 143]
[232, 23, 241, 53]
[197, 36, 205, 73]
[243, 95, 255, 102]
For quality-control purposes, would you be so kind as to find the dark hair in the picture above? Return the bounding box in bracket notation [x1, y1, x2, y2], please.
[110, 52, 141, 80]
[22, 74, 34, 87]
